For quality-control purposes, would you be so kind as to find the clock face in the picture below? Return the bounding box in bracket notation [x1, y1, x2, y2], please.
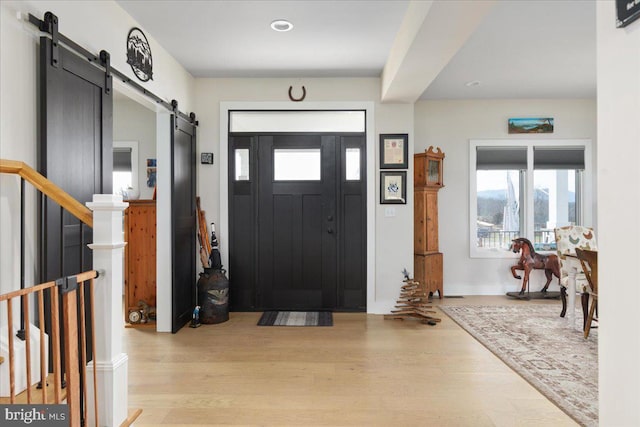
[129, 310, 141, 324]
[428, 160, 440, 183]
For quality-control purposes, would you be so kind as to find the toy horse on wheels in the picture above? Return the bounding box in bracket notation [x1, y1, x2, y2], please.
[510, 237, 560, 295]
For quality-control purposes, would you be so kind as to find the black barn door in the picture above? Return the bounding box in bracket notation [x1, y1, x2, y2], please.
[39, 37, 112, 371]
[170, 116, 197, 333]
[40, 36, 112, 282]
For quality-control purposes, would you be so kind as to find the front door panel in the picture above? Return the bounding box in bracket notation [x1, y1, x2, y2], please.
[258, 135, 337, 310]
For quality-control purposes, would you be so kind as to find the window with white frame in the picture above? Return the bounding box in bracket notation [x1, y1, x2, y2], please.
[470, 140, 590, 258]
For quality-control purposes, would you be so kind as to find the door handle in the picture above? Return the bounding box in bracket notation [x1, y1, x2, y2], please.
[327, 228, 334, 234]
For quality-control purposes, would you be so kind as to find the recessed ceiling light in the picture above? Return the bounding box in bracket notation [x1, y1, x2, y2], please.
[465, 80, 481, 87]
[271, 19, 293, 32]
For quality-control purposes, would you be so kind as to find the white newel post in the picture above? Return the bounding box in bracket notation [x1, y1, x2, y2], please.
[86, 194, 129, 427]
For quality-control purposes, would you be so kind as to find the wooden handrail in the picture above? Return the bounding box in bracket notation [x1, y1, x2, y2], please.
[0, 159, 93, 228]
[120, 409, 143, 427]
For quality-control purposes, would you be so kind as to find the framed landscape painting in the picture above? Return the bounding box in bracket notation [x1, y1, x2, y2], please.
[508, 118, 554, 134]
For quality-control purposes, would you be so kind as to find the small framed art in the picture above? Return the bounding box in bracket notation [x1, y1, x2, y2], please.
[617, 0, 640, 28]
[380, 134, 408, 169]
[508, 118, 554, 134]
[146, 158, 157, 188]
[380, 171, 406, 204]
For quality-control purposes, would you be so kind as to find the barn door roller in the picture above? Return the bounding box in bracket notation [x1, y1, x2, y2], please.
[41, 12, 59, 68]
[100, 50, 112, 95]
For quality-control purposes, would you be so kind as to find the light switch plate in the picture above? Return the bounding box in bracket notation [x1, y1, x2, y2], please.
[385, 207, 396, 217]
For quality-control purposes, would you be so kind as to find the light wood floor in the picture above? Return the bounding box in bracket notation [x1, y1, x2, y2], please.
[124, 296, 577, 426]
[0, 373, 66, 404]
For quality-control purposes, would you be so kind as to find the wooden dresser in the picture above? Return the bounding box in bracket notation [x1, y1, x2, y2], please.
[124, 200, 156, 326]
[414, 147, 445, 298]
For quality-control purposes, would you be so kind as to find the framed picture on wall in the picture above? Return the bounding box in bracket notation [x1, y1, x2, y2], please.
[146, 158, 157, 188]
[380, 171, 406, 204]
[380, 134, 408, 169]
[617, 0, 640, 27]
[508, 117, 554, 134]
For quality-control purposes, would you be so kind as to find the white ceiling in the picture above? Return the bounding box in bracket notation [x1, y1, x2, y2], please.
[422, 1, 596, 100]
[116, 0, 596, 101]
[116, 0, 409, 78]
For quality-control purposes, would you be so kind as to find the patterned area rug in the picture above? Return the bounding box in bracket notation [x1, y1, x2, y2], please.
[257, 311, 333, 326]
[440, 305, 597, 427]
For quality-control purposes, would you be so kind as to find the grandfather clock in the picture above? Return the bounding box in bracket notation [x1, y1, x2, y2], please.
[414, 146, 444, 298]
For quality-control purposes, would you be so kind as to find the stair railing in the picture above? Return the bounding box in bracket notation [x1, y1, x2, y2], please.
[1, 159, 97, 426]
[0, 159, 92, 227]
[0, 270, 99, 426]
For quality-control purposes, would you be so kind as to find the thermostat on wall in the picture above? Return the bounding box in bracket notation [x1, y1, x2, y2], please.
[201, 152, 214, 164]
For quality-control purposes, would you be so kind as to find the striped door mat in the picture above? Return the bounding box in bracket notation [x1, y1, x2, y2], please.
[257, 311, 333, 326]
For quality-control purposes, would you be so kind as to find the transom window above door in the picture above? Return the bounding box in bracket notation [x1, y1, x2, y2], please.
[229, 110, 365, 133]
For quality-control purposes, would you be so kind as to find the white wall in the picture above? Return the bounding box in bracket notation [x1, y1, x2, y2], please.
[596, 3, 640, 425]
[0, 2, 40, 301]
[194, 77, 413, 313]
[114, 97, 157, 200]
[374, 102, 414, 307]
[155, 113, 173, 332]
[414, 99, 597, 295]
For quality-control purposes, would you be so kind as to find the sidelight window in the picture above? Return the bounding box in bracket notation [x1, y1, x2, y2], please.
[345, 148, 361, 181]
[234, 148, 250, 181]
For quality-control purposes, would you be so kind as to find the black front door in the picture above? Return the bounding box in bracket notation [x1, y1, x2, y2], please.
[258, 135, 337, 310]
[229, 132, 366, 311]
[170, 116, 197, 333]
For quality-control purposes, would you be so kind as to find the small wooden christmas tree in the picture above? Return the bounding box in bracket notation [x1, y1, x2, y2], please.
[384, 271, 440, 325]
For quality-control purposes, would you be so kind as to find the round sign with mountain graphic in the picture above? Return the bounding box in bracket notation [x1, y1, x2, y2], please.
[126, 27, 153, 82]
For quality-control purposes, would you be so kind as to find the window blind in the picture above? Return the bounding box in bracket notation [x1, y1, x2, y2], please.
[476, 146, 527, 170]
[113, 147, 132, 172]
[534, 147, 585, 169]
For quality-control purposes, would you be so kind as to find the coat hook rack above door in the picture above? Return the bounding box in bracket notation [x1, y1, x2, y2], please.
[288, 85, 306, 102]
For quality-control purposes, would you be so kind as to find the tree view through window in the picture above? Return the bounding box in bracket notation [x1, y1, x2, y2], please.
[476, 170, 521, 249]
